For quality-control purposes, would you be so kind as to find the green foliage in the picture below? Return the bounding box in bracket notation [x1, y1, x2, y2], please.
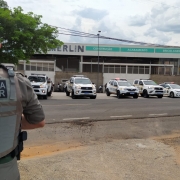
[0, 0, 8, 8]
[0, 1, 63, 64]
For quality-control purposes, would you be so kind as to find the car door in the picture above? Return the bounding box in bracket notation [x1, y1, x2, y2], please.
[133, 80, 138, 89]
[109, 80, 114, 93]
[69, 78, 74, 92]
[112, 81, 118, 94]
[138, 81, 143, 93]
[164, 84, 171, 96]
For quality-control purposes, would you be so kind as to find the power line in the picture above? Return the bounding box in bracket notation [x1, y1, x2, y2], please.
[53, 25, 180, 48]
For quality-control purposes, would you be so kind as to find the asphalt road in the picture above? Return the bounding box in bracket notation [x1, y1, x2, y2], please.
[40, 92, 180, 123]
[19, 92, 180, 180]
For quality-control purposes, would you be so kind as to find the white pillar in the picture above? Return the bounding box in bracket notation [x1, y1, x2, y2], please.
[172, 65, 174, 75]
[24, 60, 26, 71]
[178, 59, 180, 75]
[54, 59, 56, 72]
[79, 55, 83, 73]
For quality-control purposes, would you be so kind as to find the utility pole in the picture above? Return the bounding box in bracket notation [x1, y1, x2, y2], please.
[97, 30, 101, 90]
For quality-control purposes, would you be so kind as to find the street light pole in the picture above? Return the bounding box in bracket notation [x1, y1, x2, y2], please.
[97, 30, 101, 90]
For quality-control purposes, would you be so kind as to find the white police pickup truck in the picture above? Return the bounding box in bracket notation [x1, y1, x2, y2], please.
[28, 74, 53, 99]
[65, 75, 96, 99]
[133, 79, 163, 98]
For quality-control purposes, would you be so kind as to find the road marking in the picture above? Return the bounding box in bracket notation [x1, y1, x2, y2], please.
[149, 113, 167, 116]
[63, 117, 90, 121]
[66, 104, 91, 106]
[42, 104, 90, 106]
[110, 115, 132, 118]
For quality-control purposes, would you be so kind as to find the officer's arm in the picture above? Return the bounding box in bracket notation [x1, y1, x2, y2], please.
[17, 74, 45, 129]
[21, 114, 45, 130]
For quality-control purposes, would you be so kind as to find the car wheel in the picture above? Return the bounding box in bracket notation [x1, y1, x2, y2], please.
[71, 90, 76, 99]
[143, 90, 149, 98]
[170, 92, 174, 98]
[133, 95, 138, 99]
[106, 89, 110, 96]
[43, 94, 47, 99]
[66, 91, 70, 96]
[117, 91, 121, 99]
[48, 91, 52, 96]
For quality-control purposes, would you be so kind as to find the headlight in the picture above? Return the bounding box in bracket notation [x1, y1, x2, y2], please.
[40, 84, 46, 88]
[120, 88, 125, 91]
[148, 86, 153, 89]
[75, 85, 81, 89]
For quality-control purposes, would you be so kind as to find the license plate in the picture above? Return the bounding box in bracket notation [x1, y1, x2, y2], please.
[130, 92, 134, 94]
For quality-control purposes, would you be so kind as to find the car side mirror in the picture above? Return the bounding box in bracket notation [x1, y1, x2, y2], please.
[114, 84, 117, 87]
[47, 80, 51, 83]
[70, 80, 73, 83]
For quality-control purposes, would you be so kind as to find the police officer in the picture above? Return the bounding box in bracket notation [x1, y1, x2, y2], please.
[0, 68, 45, 180]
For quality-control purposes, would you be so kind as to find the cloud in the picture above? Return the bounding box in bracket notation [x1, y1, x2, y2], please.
[128, 14, 149, 26]
[75, 8, 108, 20]
[6, 0, 180, 46]
[144, 28, 171, 44]
[150, 4, 180, 34]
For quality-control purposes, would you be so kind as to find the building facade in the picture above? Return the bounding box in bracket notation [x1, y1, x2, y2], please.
[17, 43, 180, 84]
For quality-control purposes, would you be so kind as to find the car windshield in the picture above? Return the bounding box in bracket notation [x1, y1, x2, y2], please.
[143, 80, 157, 85]
[75, 78, 91, 84]
[170, 84, 180, 89]
[118, 82, 132, 86]
[28, 76, 46, 82]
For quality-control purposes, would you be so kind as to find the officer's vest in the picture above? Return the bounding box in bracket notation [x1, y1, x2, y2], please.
[0, 64, 23, 158]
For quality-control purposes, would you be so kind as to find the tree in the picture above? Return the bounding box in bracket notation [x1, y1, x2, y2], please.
[0, 0, 8, 9]
[0, 0, 63, 64]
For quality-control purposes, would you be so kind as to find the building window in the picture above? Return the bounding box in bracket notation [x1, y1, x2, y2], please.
[37, 63, 43, 71]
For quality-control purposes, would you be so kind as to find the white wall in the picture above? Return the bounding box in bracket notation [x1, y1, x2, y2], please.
[103, 73, 150, 84]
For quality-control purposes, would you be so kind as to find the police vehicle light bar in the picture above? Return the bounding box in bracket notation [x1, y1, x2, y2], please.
[164, 82, 174, 84]
[31, 73, 46, 76]
[73, 75, 86, 77]
[114, 78, 127, 81]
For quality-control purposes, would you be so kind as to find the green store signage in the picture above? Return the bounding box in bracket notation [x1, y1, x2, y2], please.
[155, 49, 180, 53]
[121, 47, 154, 53]
[85, 46, 180, 54]
[86, 46, 119, 52]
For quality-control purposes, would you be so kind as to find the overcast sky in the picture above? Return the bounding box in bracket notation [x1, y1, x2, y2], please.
[7, 0, 180, 46]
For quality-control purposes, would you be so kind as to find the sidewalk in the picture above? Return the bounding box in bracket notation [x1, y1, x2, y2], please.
[19, 138, 180, 180]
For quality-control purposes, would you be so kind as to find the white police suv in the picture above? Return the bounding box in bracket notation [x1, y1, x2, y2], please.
[106, 78, 139, 98]
[159, 82, 180, 98]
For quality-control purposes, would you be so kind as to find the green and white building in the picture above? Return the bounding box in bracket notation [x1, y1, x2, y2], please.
[18, 43, 180, 84]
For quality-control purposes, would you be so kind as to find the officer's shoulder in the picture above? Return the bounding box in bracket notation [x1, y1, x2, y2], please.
[16, 72, 31, 87]
[16, 72, 25, 77]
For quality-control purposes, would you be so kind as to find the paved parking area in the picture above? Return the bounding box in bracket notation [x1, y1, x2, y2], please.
[47, 92, 169, 100]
